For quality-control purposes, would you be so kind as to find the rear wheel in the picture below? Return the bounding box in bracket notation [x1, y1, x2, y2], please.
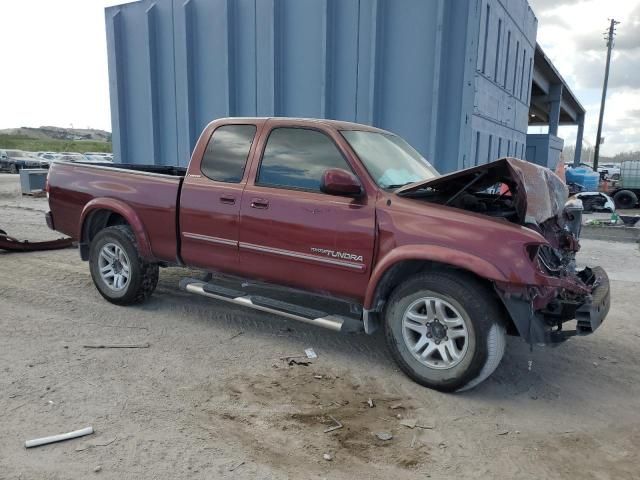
[613, 190, 638, 209]
[9, 163, 18, 174]
[89, 225, 159, 305]
[384, 271, 506, 392]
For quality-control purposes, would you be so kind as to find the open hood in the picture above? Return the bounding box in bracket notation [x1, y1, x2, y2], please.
[396, 157, 569, 225]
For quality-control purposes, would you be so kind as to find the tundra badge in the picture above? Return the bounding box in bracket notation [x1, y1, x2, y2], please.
[310, 247, 363, 263]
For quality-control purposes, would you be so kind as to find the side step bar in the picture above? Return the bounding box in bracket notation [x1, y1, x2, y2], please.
[179, 278, 364, 333]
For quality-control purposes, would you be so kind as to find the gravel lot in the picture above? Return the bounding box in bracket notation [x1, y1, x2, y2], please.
[1, 173, 639, 479]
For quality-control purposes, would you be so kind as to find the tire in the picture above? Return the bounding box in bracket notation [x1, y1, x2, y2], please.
[9, 163, 18, 174]
[613, 190, 638, 209]
[384, 271, 506, 392]
[89, 225, 159, 305]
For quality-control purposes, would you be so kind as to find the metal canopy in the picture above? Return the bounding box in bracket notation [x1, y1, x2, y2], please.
[529, 44, 585, 126]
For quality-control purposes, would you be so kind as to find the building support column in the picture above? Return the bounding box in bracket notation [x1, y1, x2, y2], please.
[548, 84, 563, 136]
[574, 113, 585, 166]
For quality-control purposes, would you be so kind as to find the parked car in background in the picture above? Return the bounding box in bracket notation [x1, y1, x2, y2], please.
[36, 152, 61, 166]
[597, 163, 621, 180]
[611, 159, 640, 209]
[83, 152, 113, 163]
[56, 153, 88, 163]
[0, 149, 46, 173]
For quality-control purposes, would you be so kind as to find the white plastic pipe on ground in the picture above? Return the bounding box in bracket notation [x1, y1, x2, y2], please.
[25, 426, 94, 448]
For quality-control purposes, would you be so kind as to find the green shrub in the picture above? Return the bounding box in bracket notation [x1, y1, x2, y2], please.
[0, 134, 112, 153]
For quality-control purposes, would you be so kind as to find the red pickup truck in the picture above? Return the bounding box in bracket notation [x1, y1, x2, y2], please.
[46, 117, 610, 392]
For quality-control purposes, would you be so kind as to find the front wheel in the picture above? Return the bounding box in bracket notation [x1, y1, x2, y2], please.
[613, 190, 638, 209]
[89, 225, 159, 305]
[385, 271, 506, 392]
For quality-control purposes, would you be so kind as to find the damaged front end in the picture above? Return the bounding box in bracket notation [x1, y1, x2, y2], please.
[495, 265, 610, 344]
[397, 158, 611, 344]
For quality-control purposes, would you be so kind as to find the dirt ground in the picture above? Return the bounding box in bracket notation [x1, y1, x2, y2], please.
[1, 173, 639, 479]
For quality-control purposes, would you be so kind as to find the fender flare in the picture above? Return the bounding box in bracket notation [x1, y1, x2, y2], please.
[79, 198, 153, 259]
[363, 244, 509, 310]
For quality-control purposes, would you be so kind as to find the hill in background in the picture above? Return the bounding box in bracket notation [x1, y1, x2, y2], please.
[0, 126, 112, 153]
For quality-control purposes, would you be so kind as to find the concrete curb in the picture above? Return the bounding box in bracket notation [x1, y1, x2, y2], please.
[581, 225, 640, 243]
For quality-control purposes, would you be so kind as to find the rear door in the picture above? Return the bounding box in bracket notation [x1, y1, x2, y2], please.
[238, 122, 376, 301]
[179, 122, 258, 271]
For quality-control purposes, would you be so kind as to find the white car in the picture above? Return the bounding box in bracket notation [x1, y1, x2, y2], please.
[83, 152, 113, 162]
[598, 163, 621, 180]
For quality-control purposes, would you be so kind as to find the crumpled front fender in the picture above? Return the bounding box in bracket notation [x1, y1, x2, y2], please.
[364, 244, 509, 310]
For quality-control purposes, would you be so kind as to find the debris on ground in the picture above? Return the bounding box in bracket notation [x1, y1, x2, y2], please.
[83, 343, 150, 349]
[399, 419, 418, 429]
[389, 402, 403, 410]
[314, 375, 323, 379]
[93, 466, 102, 473]
[25, 426, 94, 448]
[410, 434, 417, 449]
[323, 415, 343, 433]
[227, 331, 244, 341]
[288, 359, 311, 366]
[0, 228, 74, 252]
[323, 453, 333, 461]
[228, 460, 245, 472]
[367, 398, 375, 408]
[304, 348, 318, 359]
[75, 437, 117, 452]
[497, 430, 510, 436]
[374, 431, 393, 441]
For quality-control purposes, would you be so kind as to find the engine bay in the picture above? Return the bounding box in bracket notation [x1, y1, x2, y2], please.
[396, 158, 584, 278]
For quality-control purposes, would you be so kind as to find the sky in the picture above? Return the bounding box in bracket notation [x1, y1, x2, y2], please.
[0, 0, 639, 156]
[528, 0, 640, 156]
[0, 0, 121, 132]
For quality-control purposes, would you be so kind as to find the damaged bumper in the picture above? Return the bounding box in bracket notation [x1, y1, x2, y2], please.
[497, 266, 610, 345]
[0, 220, 74, 253]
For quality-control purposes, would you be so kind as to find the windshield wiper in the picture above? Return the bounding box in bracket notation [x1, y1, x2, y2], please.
[386, 182, 414, 189]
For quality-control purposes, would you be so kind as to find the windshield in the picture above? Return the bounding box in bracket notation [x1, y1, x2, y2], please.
[341, 130, 439, 188]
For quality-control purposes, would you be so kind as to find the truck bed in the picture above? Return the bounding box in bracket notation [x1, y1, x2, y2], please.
[72, 162, 187, 177]
[47, 161, 185, 263]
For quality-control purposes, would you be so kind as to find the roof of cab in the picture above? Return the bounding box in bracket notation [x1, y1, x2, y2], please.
[210, 117, 392, 134]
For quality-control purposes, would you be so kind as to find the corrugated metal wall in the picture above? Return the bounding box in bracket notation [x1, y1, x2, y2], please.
[106, 0, 536, 172]
[469, 0, 537, 169]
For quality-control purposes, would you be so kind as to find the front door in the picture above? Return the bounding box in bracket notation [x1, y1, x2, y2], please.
[179, 123, 257, 272]
[238, 124, 375, 301]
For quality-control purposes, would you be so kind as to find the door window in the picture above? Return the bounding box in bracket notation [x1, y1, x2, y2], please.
[257, 128, 351, 191]
[200, 125, 256, 183]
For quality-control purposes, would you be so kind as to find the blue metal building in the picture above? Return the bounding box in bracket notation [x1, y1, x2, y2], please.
[105, 0, 584, 173]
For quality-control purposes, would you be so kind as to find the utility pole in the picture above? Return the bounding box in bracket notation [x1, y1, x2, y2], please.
[593, 18, 620, 170]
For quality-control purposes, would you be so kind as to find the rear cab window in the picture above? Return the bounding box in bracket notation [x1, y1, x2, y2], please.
[257, 127, 352, 192]
[200, 124, 257, 183]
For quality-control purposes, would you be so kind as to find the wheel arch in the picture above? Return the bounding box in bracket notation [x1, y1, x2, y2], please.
[363, 246, 515, 335]
[79, 198, 153, 261]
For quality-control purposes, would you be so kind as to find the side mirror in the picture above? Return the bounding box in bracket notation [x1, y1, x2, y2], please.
[320, 168, 363, 197]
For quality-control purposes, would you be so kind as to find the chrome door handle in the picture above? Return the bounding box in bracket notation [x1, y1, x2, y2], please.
[250, 198, 269, 209]
[220, 195, 236, 205]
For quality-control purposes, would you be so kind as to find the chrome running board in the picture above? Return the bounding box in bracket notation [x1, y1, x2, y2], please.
[179, 278, 363, 333]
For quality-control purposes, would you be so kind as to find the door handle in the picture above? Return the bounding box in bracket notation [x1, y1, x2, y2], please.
[250, 198, 269, 209]
[220, 195, 236, 205]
